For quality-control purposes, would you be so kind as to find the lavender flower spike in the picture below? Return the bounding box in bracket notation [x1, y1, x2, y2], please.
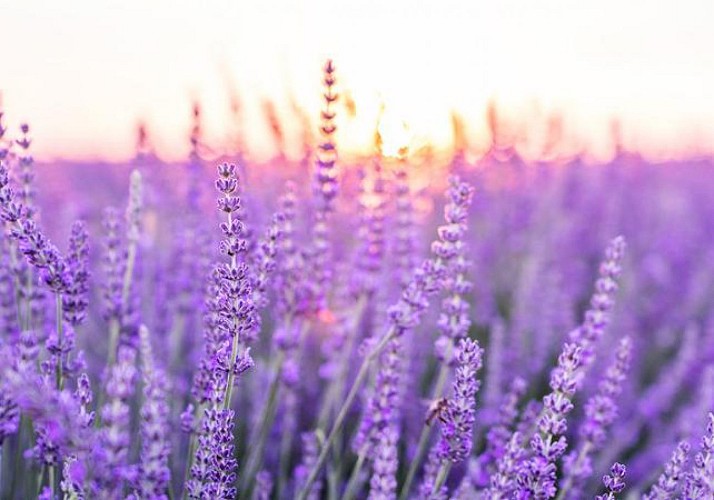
[135, 325, 171, 499]
[683, 413, 714, 498]
[93, 346, 137, 498]
[560, 336, 633, 498]
[420, 338, 483, 497]
[63, 220, 90, 326]
[213, 162, 256, 406]
[568, 236, 626, 372]
[487, 432, 526, 499]
[309, 59, 339, 312]
[186, 406, 238, 500]
[595, 462, 627, 500]
[365, 338, 403, 500]
[643, 441, 691, 499]
[438, 337, 484, 463]
[517, 342, 583, 499]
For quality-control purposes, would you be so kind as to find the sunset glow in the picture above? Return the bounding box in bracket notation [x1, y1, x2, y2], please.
[2, 0, 713, 162]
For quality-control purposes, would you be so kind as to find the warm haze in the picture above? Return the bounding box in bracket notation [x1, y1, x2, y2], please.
[2, 0, 713, 162]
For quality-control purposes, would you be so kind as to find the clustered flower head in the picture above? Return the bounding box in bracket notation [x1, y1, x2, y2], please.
[596, 462, 627, 500]
[437, 337, 484, 463]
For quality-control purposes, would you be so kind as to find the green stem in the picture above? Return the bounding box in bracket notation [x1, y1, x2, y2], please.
[223, 333, 241, 410]
[23, 269, 33, 331]
[431, 462, 452, 496]
[239, 351, 286, 497]
[7, 242, 24, 328]
[55, 293, 64, 390]
[296, 326, 396, 500]
[106, 229, 138, 371]
[316, 295, 368, 429]
[181, 402, 204, 500]
[36, 464, 45, 498]
[106, 317, 120, 369]
[341, 450, 367, 500]
[222, 213, 243, 411]
[399, 359, 451, 500]
[275, 411, 294, 500]
[554, 441, 592, 500]
[49, 464, 56, 497]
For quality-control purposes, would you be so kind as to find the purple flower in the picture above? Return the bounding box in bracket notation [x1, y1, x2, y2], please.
[135, 326, 171, 499]
[125, 169, 143, 244]
[354, 160, 388, 297]
[212, 163, 256, 396]
[359, 338, 402, 498]
[0, 238, 18, 336]
[93, 346, 137, 497]
[437, 338, 484, 463]
[186, 407, 237, 499]
[434, 178, 474, 366]
[250, 211, 284, 310]
[308, 59, 339, 311]
[683, 413, 714, 498]
[0, 387, 19, 445]
[517, 342, 583, 499]
[561, 337, 633, 496]
[487, 431, 526, 499]
[417, 448, 448, 500]
[388, 177, 474, 334]
[294, 432, 322, 500]
[356, 337, 402, 453]
[0, 167, 70, 293]
[643, 441, 690, 499]
[255, 470, 273, 500]
[100, 207, 125, 323]
[62, 221, 90, 326]
[392, 167, 417, 290]
[475, 377, 527, 485]
[568, 236, 626, 373]
[595, 462, 627, 500]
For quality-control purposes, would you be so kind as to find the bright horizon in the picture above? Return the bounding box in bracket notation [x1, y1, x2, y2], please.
[2, 0, 713, 163]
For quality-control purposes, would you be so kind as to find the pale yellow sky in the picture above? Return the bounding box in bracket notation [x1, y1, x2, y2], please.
[1, 0, 713, 162]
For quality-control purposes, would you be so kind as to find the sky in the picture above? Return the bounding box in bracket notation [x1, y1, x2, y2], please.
[1, 0, 713, 162]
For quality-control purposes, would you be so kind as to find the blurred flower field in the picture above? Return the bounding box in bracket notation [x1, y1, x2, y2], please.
[1, 62, 714, 500]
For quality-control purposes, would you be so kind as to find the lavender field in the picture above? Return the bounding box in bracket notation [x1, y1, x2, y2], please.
[1, 62, 714, 500]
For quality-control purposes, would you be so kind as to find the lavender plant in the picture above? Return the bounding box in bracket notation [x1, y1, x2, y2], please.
[1, 61, 714, 500]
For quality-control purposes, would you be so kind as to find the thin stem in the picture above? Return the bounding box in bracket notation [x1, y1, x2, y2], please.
[341, 450, 367, 500]
[121, 239, 137, 313]
[106, 228, 138, 371]
[296, 326, 397, 500]
[23, 267, 33, 331]
[222, 212, 243, 410]
[317, 295, 368, 429]
[7, 242, 24, 328]
[223, 332, 240, 410]
[276, 410, 294, 500]
[555, 442, 592, 500]
[36, 464, 45, 498]
[55, 293, 64, 390]
[48, 464, 56, 497]
[106, 317, 120, 369]
[239, 351, 286, 497]
[399, 356, 451, 500]
[181, 402, 204, 500]
[431, 462, 452, 497]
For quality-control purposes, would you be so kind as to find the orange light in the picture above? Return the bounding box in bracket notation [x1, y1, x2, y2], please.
[376, 106, 411, 159]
